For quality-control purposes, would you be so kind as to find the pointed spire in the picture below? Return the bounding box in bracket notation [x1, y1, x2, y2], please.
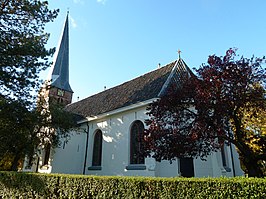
[50, 13, 73, 93]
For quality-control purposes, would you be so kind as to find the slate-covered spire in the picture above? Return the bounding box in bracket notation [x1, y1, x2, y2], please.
[50, 13, 73, 93]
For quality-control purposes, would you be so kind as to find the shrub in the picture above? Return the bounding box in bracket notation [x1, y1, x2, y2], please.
[0, 172, 265, 198]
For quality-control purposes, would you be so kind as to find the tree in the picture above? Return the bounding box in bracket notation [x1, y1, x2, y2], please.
[0, 0, 58, 102]
[0, 1, 64, 171]
[0, 95, 77, 171]
[34, 93, 78, 151]
[143, 49, 266, 177]
[0, 98, 38, 170]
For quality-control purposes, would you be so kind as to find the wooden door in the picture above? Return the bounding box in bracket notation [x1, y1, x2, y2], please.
[180, 158, 194, 177]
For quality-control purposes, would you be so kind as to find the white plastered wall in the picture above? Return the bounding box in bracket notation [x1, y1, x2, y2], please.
[85, 106, 156, 176]
[155, 160, 179, 177]
[51, 129, 87, 174]
[49, 104, 244, 177]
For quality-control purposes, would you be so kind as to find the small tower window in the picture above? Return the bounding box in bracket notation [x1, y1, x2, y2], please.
[57, 89, 64, 96]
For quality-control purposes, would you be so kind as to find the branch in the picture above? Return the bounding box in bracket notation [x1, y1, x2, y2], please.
[183, 107, 198, 117]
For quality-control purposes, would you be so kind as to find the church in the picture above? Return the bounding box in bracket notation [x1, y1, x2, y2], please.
[24, 14, 244, 177]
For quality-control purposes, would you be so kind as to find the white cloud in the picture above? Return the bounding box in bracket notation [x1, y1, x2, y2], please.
[97, 0, 107, 5]
[69, 15, 77, 28]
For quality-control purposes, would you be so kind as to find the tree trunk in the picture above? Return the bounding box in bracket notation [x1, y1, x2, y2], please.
[241, 157, 264, 177]
[232, 115, 265, 177]
[11, 153, 21, 171]
[237, 147, 264, 177]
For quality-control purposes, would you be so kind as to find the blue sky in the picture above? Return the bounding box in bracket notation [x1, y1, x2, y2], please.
[43, 0, 266, 102]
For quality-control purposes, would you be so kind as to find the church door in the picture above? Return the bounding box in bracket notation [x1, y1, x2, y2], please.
[180, 158, 195, 177]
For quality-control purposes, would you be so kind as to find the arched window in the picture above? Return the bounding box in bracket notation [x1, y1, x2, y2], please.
[221, 143, 231, 172]
[130, 120, 145, 164]
[43, 144, 51, 165]
[92, 130, 103, 166]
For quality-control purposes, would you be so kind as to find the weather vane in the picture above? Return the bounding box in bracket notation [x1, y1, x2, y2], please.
[177, 49, 181, 59]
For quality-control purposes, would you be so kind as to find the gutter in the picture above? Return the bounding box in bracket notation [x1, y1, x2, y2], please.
[83, 122, 89, 175]
[77, 98, 159, 124]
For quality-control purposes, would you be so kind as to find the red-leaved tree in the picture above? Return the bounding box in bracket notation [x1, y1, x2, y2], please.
[143, 49, 266, 177]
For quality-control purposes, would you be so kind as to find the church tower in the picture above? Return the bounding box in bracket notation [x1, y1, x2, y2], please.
[23, 14, 73, 173]
[40, 13, 72, 170]
[47, 13, 73, 105]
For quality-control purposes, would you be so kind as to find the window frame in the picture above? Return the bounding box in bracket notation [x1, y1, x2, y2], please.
[126, 120, 146, 170]
[89, 129, 103, 170]
[221, 143, 231, 172]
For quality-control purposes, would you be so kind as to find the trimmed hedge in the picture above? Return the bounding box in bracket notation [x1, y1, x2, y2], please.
[0, 172, 265, 198]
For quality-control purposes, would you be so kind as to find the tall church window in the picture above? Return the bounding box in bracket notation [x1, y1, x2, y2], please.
[221, 145, 227, 167]
[130, 120, 145, 164]
[221, 143, 231, 172]
[92, 130, 103, 166]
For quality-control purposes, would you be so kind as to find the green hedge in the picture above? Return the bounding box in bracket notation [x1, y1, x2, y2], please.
[0, 172, 265, 198]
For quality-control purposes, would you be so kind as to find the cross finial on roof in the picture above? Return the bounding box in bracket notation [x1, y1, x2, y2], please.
[177, 49, 181, 59]
[67, 8, 70, 14]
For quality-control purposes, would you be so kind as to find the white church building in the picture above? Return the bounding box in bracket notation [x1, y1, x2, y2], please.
[24, 14, 244, 177]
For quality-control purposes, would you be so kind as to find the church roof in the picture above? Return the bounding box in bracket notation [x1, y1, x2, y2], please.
[49, 14, 73, 93]
[66, 58, 192, 119]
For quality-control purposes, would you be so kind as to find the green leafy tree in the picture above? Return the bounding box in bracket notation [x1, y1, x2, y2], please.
[0, 95, 77, 171]
[144, 49, 266, 177]
[35, 93, 78, 151]
[240, 105, 266, 175]
[0, 1, 70, 171]
[0, 0, 58, 102]
[0, 98, 38, 170]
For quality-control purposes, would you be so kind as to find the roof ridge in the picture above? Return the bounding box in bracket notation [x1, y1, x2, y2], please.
[110, 60, 176, 88]
[72, 60, 177, 104]
[66, 58, 193, 118]
[66, 60, 177, 117]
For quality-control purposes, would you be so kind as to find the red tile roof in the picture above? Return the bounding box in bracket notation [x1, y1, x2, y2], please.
[66, 61, 177, 118]
[66, 58, 194, 120]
